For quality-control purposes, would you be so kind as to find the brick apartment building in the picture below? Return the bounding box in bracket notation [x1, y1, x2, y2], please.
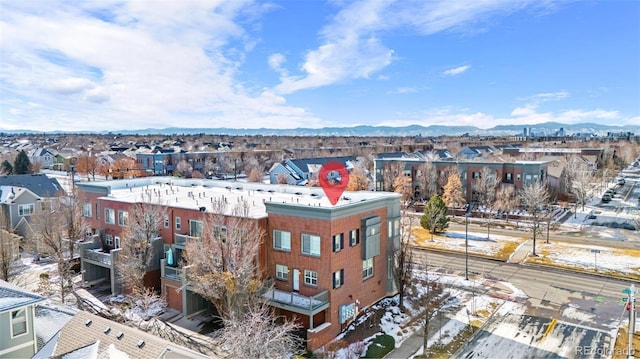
[374, 157, 550, 202]
[77, 177, 401, 350]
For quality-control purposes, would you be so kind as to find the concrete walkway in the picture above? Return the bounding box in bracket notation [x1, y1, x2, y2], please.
[507, 239, 532, 264]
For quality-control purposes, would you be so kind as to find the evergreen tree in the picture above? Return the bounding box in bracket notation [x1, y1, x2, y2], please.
[0, 160, 13, 175]
[420, 194, 449, 240]
[14, 150, 31, 174]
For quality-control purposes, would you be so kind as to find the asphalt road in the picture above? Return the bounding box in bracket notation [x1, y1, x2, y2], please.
[413, 250, 636, 358]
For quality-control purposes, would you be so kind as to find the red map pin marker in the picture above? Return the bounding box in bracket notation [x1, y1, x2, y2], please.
[318, 161, 350, 206]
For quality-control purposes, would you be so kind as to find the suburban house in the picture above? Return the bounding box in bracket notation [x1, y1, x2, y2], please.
[34, 310, 212, 358]
[135, 149, 227, 177]
[77, 177, 401, 350]
[0, 174, 65, 237]
[0, 280, 45, 359]
[269, 156, 356, 185]
[28, 147, 58, 170]
[456, 145, 496, 160]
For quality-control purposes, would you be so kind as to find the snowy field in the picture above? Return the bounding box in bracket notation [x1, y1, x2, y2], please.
[412, 227, 526, 260]
[525, 242, 640, 277]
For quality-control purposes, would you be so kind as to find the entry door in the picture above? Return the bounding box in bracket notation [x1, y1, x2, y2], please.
[114, 236, 121, 249]
[293, 269, 300, 292]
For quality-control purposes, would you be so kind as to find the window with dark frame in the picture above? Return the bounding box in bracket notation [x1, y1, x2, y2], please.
[333, 269, 344, 289]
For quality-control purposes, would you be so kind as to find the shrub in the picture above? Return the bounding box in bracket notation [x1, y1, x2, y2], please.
[363, 334, 395, 358]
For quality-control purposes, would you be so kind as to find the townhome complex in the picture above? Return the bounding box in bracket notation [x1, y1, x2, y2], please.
[77, 177, 401, 350]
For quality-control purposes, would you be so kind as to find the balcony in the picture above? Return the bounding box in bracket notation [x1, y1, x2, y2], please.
[82, 248, 113, 266]
[174, 233, 199, 248]
[161, 258, 186, 282]
[265, 288, 330, 316]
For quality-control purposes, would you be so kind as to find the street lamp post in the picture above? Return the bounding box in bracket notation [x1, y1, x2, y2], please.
[465, 203, 470, 280]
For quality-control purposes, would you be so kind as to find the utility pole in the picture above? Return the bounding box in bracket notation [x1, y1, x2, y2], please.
[623, 284, 636, 359]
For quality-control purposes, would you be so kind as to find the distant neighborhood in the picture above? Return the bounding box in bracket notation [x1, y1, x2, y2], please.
[0, 129, 639, 358]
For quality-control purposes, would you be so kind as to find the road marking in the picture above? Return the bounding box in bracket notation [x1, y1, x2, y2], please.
[540, 318, 557, 342]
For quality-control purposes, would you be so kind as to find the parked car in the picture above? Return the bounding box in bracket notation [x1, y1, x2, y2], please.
[601, 193, 612, 203]
[616, 178, 625, 185]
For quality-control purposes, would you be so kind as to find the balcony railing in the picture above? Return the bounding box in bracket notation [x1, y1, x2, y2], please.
[174, 233, 199, 248]
[265, 288, 330, 315]
[161, 258, 185, 282]
[82, 248, 112, 266]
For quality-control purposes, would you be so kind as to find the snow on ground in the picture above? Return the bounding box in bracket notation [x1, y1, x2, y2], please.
[528, 241, 640, 276]
[413, 228, 526, 258]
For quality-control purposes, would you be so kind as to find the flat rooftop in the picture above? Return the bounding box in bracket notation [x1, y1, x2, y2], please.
[81, 177, 399, 219]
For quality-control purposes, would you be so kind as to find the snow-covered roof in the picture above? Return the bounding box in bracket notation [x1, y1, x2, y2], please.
[82, 177, 400, 219]
[0, 280, 44, 313]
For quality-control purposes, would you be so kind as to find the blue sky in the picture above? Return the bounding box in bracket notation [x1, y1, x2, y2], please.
[1, 0, 638, 132]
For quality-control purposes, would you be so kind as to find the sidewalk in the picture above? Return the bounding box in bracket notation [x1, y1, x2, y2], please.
[508, 239, 532, 264]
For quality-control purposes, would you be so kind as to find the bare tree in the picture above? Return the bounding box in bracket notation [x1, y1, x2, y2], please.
[519, 180, 550, 257]
[472, 167, 498, 239]
[566, 156, 595, 211]
[393, 175, 413, 205]
[495, 186, 517, 223]
[218, 303, 302, 358]
[383, 162, 404, 192]
[0, 207, 20, 282]
[442, 171, 464, 216]
[184, 200, 264, 321]
[76, 153, 100, 180]
[118, 193, 167, 292]
[247, 167, 264, 183]
[417, 161, 437, 201]
[28, 200, 75, 303]
[394, 209, 413, 311]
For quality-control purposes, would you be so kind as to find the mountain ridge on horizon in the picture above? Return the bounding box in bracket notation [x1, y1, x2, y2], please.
[2, 121, 638, 137]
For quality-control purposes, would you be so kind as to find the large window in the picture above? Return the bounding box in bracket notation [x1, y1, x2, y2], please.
[302, 234, 321, 257]
[304, 270, 318, 286]
[332, 233, 344, 252]
[105, 234, 113, 246]
[11, 309, 27, 337]
[273, 230, 291, 251]
[333, 269, 344, 289]
[164, 214, 170, 228]
[83, 203, 92, 218]
[189, 220, 203, 237]
[363, 258, 374, 279]
[18, 204, 34, 216]
[104, 208, 115, 224]
[213, 226, 227, 242]
[175, 217, 181, 230]
[276, 264, 288, 281]
[118, 210, 128, 226]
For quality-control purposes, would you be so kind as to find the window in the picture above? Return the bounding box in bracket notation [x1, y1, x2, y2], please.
[83, 203, 92, 217]
[304, 270, 318, 286]
[214, 226, 227, 242]
[333, 233, 344, 252]
[273, 230, 291, 251]
[276, 264, 288, 281]
[114, 236, 121, 249]
[118, 210, 128, 226]
[164, 214, 170, 228]
[189, 220, 203, 237]
[175, 217, 181, 230]
[302, 234, 321, 256]
[505, 172, 513, 181]
[333, 269, 344, 289]
[349, 229, 359, 246]
[18, 204, 34, 216]
[105, 208, 115, 224]
[105, 234, 113, 246]
[363, 258, 374, 279]
[472, 172, 481, 179]
[11, 309, 27, 337]
[516, 174, 521, 181]
[388, 219, 400, 237]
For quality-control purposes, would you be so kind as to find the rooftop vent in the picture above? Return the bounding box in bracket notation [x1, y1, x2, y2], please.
[137, 340, 145, 349]
[116, 332, 124, 340]
[268, 189, 275, 193]
[256, 189, 264, 192]
[85, 319, 92, 327]
[104, 327, 111, 334]
[294, 192, 303, 195]
[199, 206, 206, 212]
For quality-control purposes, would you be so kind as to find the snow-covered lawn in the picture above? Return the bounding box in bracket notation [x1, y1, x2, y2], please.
[525, 242, 640, 278]
[323, 272, 524, 359]
[412, 227, 527, 260]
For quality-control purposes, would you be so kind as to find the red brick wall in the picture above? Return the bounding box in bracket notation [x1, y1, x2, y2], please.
[162, 278, 182, 311]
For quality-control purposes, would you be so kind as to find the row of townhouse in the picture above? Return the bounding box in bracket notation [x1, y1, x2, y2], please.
[374, 157, 551, 202]
[77, 177, 402, 350]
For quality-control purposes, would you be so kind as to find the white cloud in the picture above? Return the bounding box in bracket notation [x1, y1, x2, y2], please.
[268, 53, 286, 70]
[443, 65, 471, 76]
[0, 0, 325, 131]
[273, 0, 560, 94]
